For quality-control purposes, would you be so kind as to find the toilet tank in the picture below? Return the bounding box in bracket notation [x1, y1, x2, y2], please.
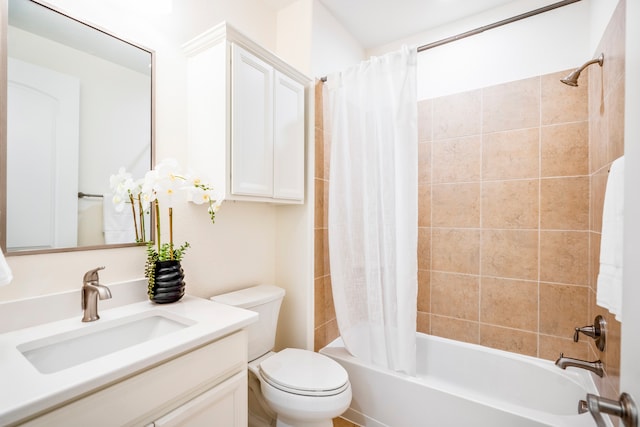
[211, 284, 285, 361]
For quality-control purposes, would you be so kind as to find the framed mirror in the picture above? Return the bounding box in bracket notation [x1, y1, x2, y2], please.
[1, 0, 154, 255]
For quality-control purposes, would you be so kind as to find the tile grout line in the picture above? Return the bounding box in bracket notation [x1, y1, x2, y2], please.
[430, 174, 591, 186]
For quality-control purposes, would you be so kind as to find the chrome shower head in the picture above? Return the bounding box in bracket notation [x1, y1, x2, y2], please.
[560, 70, 581, 87]
[560, 53, 604, 87]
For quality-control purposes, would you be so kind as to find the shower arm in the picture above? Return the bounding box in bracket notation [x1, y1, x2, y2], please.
[573, 54, 604, 76]
[561, 53, 604, 86]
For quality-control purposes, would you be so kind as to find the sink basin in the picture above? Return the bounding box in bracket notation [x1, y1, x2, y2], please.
[17, 312, 194, 374]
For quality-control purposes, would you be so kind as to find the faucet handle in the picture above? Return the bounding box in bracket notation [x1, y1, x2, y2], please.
[83, 266, 105, 284]
[586, 393, 638, 427]
[574, 315, 606, 351]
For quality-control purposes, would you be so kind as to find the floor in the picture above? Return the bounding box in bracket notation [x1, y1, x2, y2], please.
[333, 417, 359, 427]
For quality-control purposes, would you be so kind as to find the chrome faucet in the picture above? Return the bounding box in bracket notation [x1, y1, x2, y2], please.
[555, 353, 604, 377]
[574, 315, 607, 351]
[81, 266, 111, 322]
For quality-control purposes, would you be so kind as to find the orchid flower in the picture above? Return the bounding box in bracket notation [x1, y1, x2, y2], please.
[111, 158, 222, 262]
[183, 173, 222, 223]
[109, 167, 135, 212]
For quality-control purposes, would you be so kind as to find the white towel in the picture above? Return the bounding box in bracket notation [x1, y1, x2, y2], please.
[0, 250, 13, 286]
[103, 193, 136, 244]
[596, 155, 624, 322]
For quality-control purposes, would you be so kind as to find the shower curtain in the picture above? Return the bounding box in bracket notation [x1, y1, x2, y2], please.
[324, 46, 418, 375]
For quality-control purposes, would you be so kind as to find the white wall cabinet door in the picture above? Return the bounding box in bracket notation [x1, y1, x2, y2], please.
[231, 44, 274, 198]
[273, 70, 305, 201]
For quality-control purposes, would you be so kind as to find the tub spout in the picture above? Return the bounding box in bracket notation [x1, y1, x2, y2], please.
[555, 353, 603, 377]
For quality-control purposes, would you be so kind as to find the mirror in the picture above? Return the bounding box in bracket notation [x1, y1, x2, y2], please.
[2, 0, 154, 255]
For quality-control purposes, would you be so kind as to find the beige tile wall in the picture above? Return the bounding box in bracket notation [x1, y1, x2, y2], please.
[416, 0, 625, 399]
[416, 69, 592, 360]
[314, 81, 340, 351]
[587, 0, 625, 400]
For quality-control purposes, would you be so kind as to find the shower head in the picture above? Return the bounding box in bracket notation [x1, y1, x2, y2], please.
[560, 53, 604, 87]
[560, 70, 581, 87]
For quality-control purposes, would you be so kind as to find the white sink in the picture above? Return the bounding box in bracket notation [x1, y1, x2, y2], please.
[17, 311, 194, 374]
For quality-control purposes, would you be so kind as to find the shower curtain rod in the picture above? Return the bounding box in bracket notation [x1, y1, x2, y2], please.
[319, 0, 581, 82]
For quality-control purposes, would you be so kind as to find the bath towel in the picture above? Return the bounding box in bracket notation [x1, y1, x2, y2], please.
[596, 155, 624, 322]
[103, 193, 136, 244]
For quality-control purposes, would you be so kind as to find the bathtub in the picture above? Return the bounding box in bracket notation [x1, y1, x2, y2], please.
[320, 333, 611, 427]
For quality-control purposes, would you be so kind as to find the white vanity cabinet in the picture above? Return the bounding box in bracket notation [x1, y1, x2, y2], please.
[149, 371, 246, 426]
[20, 331, 248, 427]
[184, 22, 309, 204]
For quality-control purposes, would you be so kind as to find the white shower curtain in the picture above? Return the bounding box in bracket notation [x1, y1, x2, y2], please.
[325, 46, 418, 375]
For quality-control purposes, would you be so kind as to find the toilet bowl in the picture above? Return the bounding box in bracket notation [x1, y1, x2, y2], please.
[211, 285, 352, 427]
[250, 349, 351, 427]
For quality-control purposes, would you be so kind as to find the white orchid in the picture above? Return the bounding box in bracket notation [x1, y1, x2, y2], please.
[154, 160, 184, 208]
[140, 169, 160, 207]
[109, 167, 136, 212]
[109, 167, 146, 242]
[111, 158, 222, 261]
[184, 173, 222, 223]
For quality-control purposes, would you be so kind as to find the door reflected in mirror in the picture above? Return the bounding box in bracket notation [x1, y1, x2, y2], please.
[4, 0, 154, 254]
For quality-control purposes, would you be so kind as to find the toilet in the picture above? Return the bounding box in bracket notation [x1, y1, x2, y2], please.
[211, 284, 352, 427]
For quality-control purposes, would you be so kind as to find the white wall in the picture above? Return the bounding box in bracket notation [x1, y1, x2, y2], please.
[418, 2, 590, 99]
[1, 0, 283, 307]
[310, 0, 365, 78]
[276, 0, 312, 74]
[368, 0, 592, 100]
[590, 0, 619, 54]
[271, 0, 316, 351]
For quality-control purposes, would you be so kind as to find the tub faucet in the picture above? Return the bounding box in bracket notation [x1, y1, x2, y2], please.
[81, 266, 111, 322]
[555, 353, 604, 377]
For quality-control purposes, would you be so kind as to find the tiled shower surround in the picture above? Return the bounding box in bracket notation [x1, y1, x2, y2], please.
[415, 70, 594, 359]
[314, 81, 338, 352]
[314, 0, 624, 401]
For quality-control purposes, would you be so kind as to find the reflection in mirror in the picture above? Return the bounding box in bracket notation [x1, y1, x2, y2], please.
[4, 0, 154, 254]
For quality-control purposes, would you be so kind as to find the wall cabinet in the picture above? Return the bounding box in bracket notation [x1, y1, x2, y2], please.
[21, 331, 248, 427]
[184, 22, 309, 204]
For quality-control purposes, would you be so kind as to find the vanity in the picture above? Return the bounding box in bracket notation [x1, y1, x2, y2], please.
[0, 280, 257, 426]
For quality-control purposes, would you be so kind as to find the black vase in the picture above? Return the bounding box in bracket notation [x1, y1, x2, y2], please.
[149, 260, 185, 304]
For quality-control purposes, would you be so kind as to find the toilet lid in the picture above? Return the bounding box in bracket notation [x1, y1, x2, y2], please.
[259, 348, 349, 397]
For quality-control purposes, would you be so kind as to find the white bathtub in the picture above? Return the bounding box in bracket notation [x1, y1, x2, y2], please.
[320, 333, 611, 427]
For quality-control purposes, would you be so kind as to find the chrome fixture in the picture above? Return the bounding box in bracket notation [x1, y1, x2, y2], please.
[578, 399, 589, 414]
[584, 393, 638, 427]
[560, 53, 604, 86]
[81, 266, 111, 322]
[555, 353, 604, 377]
[574, 314, 607, 351]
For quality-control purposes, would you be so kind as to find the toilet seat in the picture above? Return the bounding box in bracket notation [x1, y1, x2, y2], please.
[259, 348, 349, 397]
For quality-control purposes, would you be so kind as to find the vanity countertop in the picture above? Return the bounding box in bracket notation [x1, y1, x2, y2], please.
[0, 283, 257, 426]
